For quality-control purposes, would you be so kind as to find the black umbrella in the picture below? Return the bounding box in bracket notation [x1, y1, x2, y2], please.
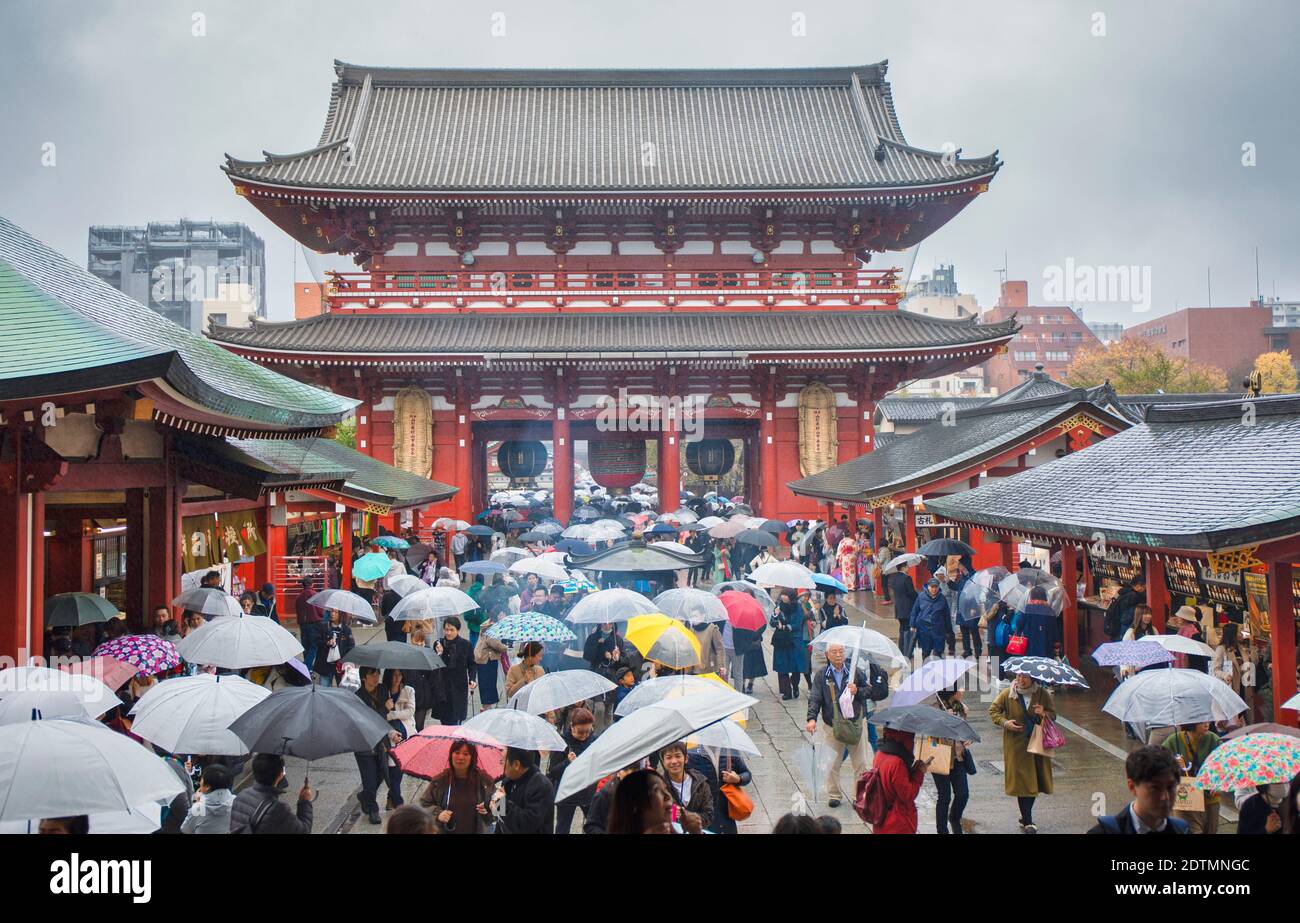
[404, 542, 435, 570]
[43, 592, 119, 627]
[755, 519, 787, 535]
[736, 529, 779, 548]
[518, 530, 551, 543]
[228, 685, 394, 762]
[555, 539, 594, 555]
[343, 642, 445, 672]
[465, 525, 495, 537]
[917, 537, 975, 557]
[868, 705, 981, 742]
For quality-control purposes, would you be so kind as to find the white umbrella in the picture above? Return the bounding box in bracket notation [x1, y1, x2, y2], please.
[614, 675, 752, 721]
[0, 666, 119, 719]
[882, 553, 925, 575]
[649, 540, 694, 555]
[810, 624, 908, 671]
[388, 586, 479, 621]
[1284, 693, 1300, 712]
[1139, 634, 1215, 658]
[509, 557, 570, 583]
[685, 719, 762, 757]
[0, 718, 186, 822]
[537, 551, 569, 566]
[490, 547, 532, 565]
[307, 589, 377, 623]
[128, 673, 270, 756]
[653, 588, 729, 624]
[175, 614, 303, 670]
[1101, 668, 1249, 726]
[170, 587, 241, 618]
[0, 801, 163, 835]
[566, 588, 658, 625]
[556, 690, 757, 801]
[387, 574, 429, 597]
[562, 524, 594, 539]
[462, 709, 567, 751]
[506, 671, 616, 715]
[697, 516, 724, 528]
[749, 560, 817, 590]
[0, 689, 110, 724]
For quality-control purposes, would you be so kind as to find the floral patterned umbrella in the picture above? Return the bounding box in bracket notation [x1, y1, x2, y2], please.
[1000, 655, 1089, 688]
[484, 612, 576, 643]
[1195, 733, 1300, 791]
[1090, 640, 1175, 669]
[92, 635, 181, 677]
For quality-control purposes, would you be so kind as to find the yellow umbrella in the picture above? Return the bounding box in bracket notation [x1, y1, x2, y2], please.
[626, 614, 701, 669]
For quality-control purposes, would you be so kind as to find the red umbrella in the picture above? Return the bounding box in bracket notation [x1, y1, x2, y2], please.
[720, 591, 767, 631]
[391, 724, 505, 780]
[60, 655, 137, 692]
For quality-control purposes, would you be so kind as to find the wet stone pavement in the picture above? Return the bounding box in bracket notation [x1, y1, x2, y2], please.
[274, 592, 1237, 835]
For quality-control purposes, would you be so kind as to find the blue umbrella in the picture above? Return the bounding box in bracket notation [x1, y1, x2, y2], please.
[649, 523, 678, 535]
[465, 525, 495, 537]
[1091, 640, 1174, 669]
[811, 573, 848, 594]
[371, 535, 410, 550]
[486, 613, 576, 643]
[353, 553, 394, 582]
[460, 560, 507, 575]
[555, 539, 594, 555]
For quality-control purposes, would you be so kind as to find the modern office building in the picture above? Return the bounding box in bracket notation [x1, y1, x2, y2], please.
[980, 281, 1103, 392]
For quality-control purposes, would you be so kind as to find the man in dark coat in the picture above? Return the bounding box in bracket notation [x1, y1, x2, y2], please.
[909, 579, 950, 659]
[230, 754, 312, 834]
[381, 586, 405, 643]
[432, 616, 476, 724]
[1088, 746, 1188, 834]
[1020, 586, 1060, 658]
[493, 748, 554, 834]
[888, 564, 918, 658]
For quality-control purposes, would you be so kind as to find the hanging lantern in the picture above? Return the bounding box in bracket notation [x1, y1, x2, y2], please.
[685, 438, 736, 482]
[587, 438, 647, 494]
[497, 440, 548, 485]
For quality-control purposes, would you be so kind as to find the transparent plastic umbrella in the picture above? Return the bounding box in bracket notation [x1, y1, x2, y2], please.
[810, 624, 907, 671]
[0, 689, 110, 724]
[388, 587, 479, 621]
[1141, 634, 1215, 658]
[565, 588, 658, 625]
[463, 708, 567, 751]
[793, 741, 837, 811]
[308, 589, 377, 623]
[506, 671, 615, 715]
[490, 548, 531, 565]
[882, 553, 925, 575]
[176, 614, 303, 670]
[129, 673, 270, 756]
[956, 566, 1011, 624]
[653, 588, 729, 624]
[1102, 668, 1248, 725]
[684, 719, 762, 757]
[509, 558, 570, 583]
[170, 587, 242, 618]
[998, 568, 1065, 615]
[749, 561, 817, 590]
[891, 658, 976, 707]
[387, 575, 430, 597]
[614, 674, 750, 722]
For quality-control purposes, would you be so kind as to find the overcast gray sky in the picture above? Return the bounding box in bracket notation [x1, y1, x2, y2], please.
[2, 0, 1297, 324]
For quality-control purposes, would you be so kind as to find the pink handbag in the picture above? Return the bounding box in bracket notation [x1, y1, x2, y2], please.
[1040, 717, 1066, 750]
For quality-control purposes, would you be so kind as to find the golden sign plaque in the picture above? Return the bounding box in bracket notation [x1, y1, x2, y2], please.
[393, 387, 433, 478]
[798, 382, 839, 477]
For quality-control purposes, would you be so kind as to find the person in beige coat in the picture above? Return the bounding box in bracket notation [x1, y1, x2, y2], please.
[505, 641, 546, 698]
[988, 672, 1055, 833]
[685, 621, 726, 678]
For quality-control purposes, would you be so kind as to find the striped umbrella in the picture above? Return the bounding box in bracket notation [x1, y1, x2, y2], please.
[92, 635, 181, 677]
[1195, 733, 1300, 791]
[485, 613, 576, 643]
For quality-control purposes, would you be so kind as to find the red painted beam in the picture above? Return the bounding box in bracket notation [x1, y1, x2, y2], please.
[1267, 560, 1297, 726]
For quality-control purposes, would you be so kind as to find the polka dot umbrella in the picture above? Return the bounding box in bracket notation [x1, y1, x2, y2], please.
[1195, 733, 1300, 791]
[92, 635, 181, 678]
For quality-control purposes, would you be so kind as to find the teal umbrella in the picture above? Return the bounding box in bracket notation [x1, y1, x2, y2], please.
[353, 553, 395, 582]
[372, 535, 410, 550]
[485, 613, 576, 643]
[44, 592, 119, 628]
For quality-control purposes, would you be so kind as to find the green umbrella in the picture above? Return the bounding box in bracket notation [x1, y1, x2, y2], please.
[353, 552, 394, 582]
[43, 592, 119, 628]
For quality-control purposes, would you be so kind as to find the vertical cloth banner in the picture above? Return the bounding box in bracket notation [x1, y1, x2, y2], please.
[182, 515, 218, 573]
[218, 511, 268, 560]
[322, 516, 341, 548]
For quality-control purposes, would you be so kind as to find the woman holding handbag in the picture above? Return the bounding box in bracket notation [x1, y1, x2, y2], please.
[715, 752, 753, 835]
[988, 670, 1055, 833]
[771, 590, 810, 700]
[932, 688, 976, 834]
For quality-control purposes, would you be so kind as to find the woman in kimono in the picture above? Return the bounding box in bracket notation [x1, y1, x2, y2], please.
[836, 536, 859, 592]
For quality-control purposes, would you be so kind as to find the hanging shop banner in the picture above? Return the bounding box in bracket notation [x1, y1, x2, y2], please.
[218, 511, 267, 560]
[182, 515, 218, 573]
[322, 515, 342, 548]
[393, 387, 434, 478]
[797, 382, 839, 478]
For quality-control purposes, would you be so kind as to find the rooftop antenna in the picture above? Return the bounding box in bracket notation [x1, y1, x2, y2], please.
[1255, 246, 1261, 304]
[1207, 266, 1212, 308]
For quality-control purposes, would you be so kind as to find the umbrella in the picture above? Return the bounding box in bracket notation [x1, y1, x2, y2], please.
[1195, 733, 1300, 791]
[391, 725, 505, 780]
[403, 543, 435, 570]
[228, 685, 393, 761]
[1283, 693, 1299, 711]
[491, 547, 532, 565]
[917, 537, 975, 557]
[955, 566, 1011, 622]
[614, 673, 747, 719]
[1142, 633, 1216, 658]
[353, 552, 395, 582]
[1000, 656, 1089, 688]
[891, 659, 975, 708]
[811, 573, 848, 594]
[749, 561, 817, 590]
[735, 529, 779, 548]
[556, 690, 757, 801]
[718, 591, 767, 631]
[0, 666, 119, 718]
[648, 523, 679, 536]
[387, 574, 430, 597]
[556, 576, 599, 594]
[562, 524, 594, 539]
[0, 689, 115, 724]
[460, 560, 508, 576]
[707, 520, 748, 539]
[0, 718, 186, 822]
[626, 615, 702, 668]
[809, 624, 907, 671]
[506, 671, 615, 715]
[1090, 640, 1175, 669]
[566, 588, 658, 625]
[685, 719, 762, 757]
[170, 587, 241, 618]
[128, 673, 269, 756]
[93, 635, 181, 677]
[712, 580, 776, 618]
[1101, 668, 1248, 726]
[175, 614, 302, 670]
[432, 518, 471, 530]
[61, 655, 136, 692]
[519, 530, 551, 543]
[882, 553, 925, 575]
[653, 588, 729, 624]
[462, 709, 567, 751]
[485, 613, 576, 643]
[555, 539, 594, 555]
[648, 540, 694, 555]
[465, 525, 495, 537]
[0, 800, 163, 835]
[43, 592, 119, 628]
[343, 642, 445, 672]
[388, 587, 479, 621]
[1225, 722, 1300, 740]
[998, 568, 1065, 615]
[868, 705, 981, 742]
[372, 535, 410, 550]
[755, 518, 787, 534]
[307, 589, 377, 623]
[572, 507, 600, 521]
[509, 558, 570, 583]
[697, 516, 725, 528]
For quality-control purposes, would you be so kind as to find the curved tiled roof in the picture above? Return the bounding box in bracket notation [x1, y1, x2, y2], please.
[224, 61, 999, 194]
[876, 395, 991, 423]
[208, 310, 1019, 357]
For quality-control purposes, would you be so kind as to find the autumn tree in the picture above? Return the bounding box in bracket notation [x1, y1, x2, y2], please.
[1064, 337, 1228, 393]
[1253, 350, 1298, 393]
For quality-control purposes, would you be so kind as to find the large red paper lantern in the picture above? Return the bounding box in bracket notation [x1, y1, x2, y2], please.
[588, 438, 647, 492]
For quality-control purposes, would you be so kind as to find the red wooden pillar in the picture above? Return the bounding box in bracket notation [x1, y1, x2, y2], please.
[126, 488, 148, 615]
[0, 490, 39, 661]
[1146, 559, 1169, 633]
[759, 379, 778, 517]
[253, 505, 272, 591]
[824, 501, 835, 527]
[657, 417, 680, 515]
[265, 516, 287, 591]
[1000, 540, 1015, 569]
[1060, 544, 1079, 665]
[145, 476, 182, 629]
[453, 385, 473, 523]
[872, 507, 884, 551]
[904, 499, 922, 590]
[340, 511, 353, 590]
[1267, 560, 1297, 726]
[553, 414, 574, 524]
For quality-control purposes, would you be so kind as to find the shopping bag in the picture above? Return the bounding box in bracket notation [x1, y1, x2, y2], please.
[916, 736, 953, 775]
[1174, 777, 1205, 812]
[1040, 717, 1066, 750]
[1026, 722, 1054, 759]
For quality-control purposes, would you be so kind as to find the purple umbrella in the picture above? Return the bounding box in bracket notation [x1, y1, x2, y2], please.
[1091, 640, 1175, 669]
[892, 658, 974, 707]
[93, 635, 182, 678]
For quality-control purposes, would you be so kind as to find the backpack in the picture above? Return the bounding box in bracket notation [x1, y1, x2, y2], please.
[867, 664, 889, 702]
[1103, 597, 1123, 639]
[853, 767, 889, 827]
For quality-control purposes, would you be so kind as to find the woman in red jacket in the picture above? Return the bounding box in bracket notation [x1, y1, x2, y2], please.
[871, 727, 929, 834]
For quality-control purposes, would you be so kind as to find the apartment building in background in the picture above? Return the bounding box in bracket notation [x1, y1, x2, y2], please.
[980, 280, 1103, 392]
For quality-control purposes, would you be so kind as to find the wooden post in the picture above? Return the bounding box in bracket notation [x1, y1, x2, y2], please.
[553, 415, 574, 524]
[1146, 559, 1169, 633]
[0, 490, 36, 661]
[657, 417, 680, 516]
[341, 511, 353, 591]
[872, 507, 884, 552]
[759, 378, 778, 517]
[1060, 544, 1079, 666]
[904, 499, 922, 590]
[1268, 560, 1298, 726]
